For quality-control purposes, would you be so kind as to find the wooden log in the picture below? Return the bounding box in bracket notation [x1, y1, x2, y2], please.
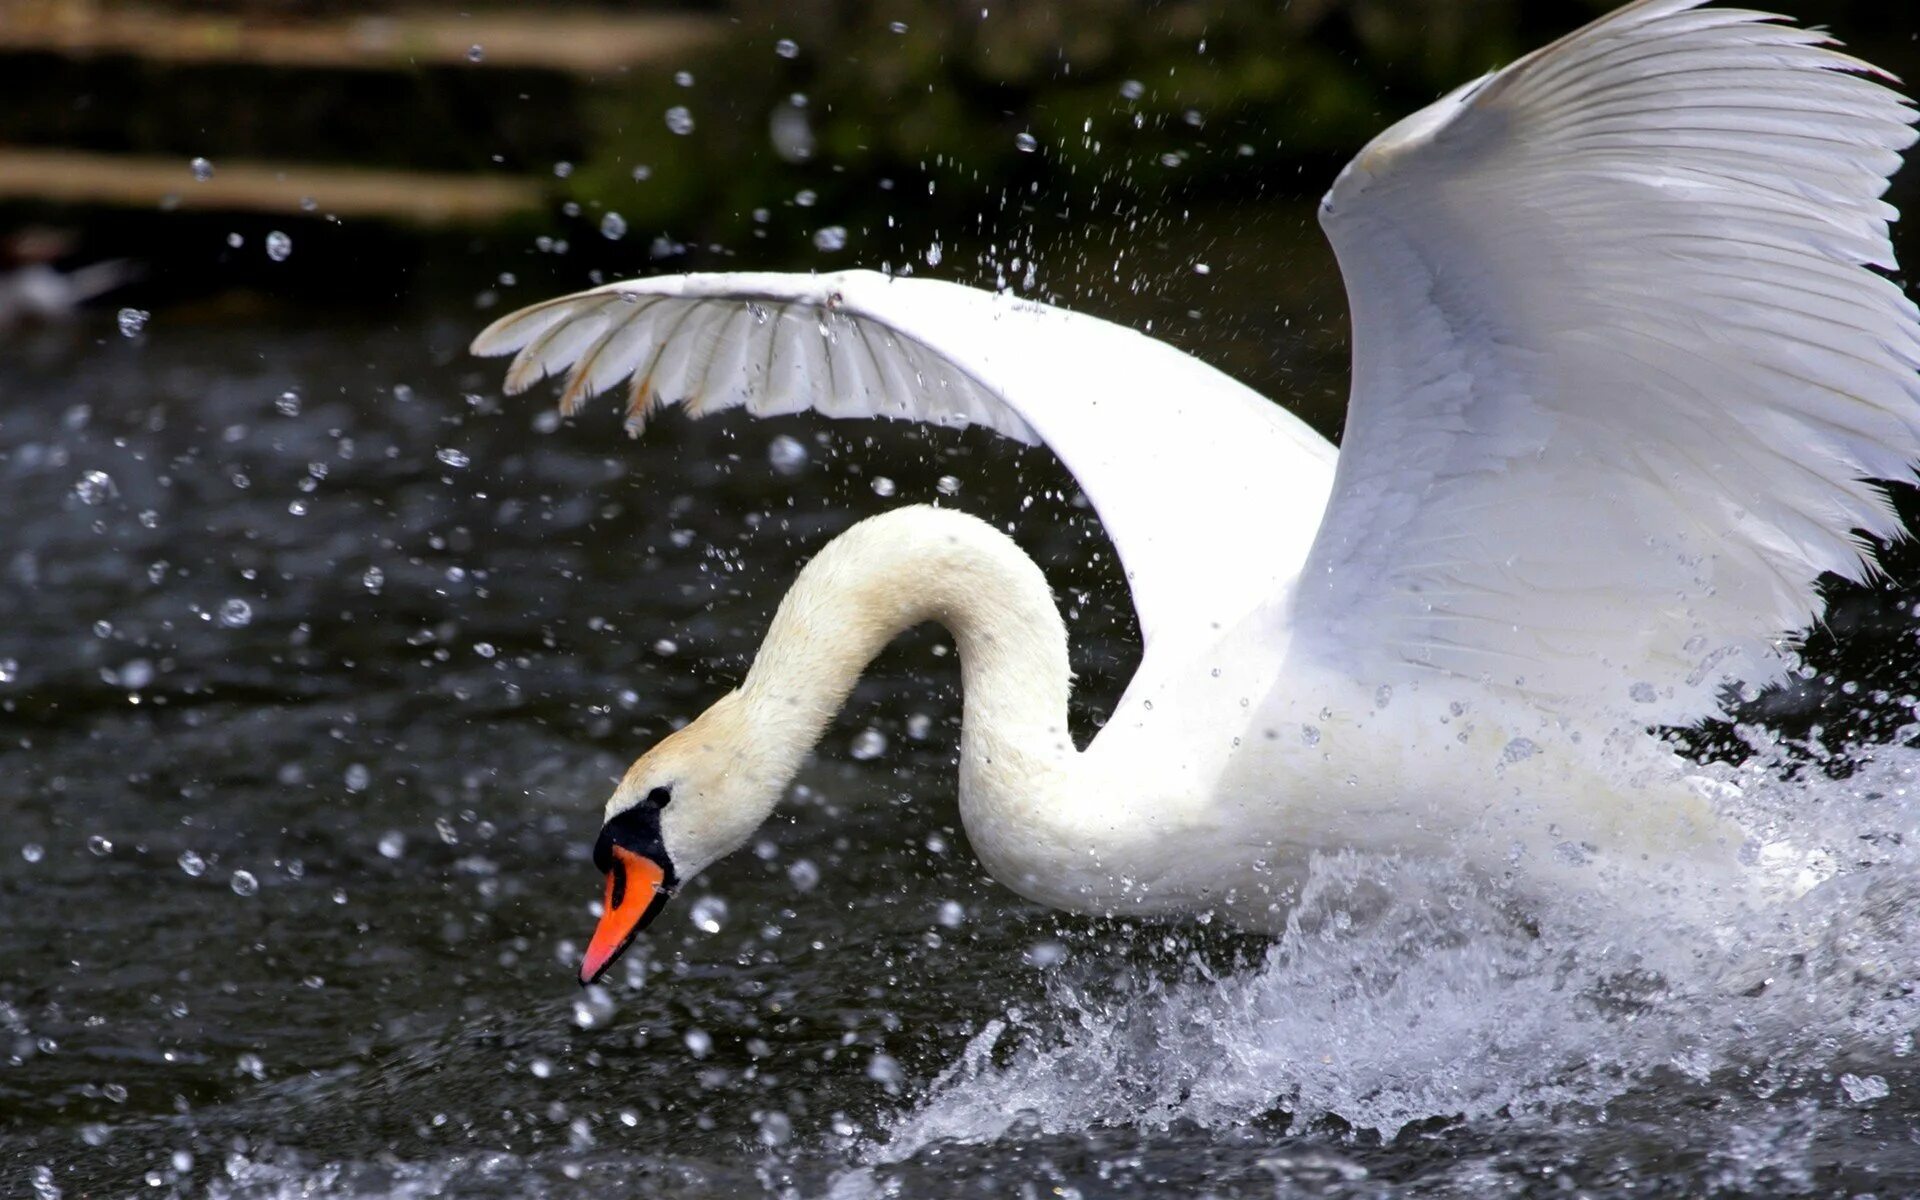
[0, 148, 546, 223]
[0, 2, 724, 73]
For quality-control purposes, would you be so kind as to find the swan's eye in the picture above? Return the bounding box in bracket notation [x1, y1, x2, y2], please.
[647, 786, 671, 809]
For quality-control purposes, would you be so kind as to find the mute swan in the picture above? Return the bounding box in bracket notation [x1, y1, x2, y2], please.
[473, 0, 1920, 985]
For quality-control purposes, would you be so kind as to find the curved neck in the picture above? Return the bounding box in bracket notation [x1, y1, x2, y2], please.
[737, 506, 1076, 825]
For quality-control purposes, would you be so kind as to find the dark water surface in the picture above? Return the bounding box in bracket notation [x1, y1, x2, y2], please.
[2, 201, 1919, 1198]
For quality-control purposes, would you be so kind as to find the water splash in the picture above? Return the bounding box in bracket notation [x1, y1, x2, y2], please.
[848, 732, 1920, 1179]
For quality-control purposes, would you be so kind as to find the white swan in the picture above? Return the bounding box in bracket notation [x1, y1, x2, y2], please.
[472, 0, 1920, 984]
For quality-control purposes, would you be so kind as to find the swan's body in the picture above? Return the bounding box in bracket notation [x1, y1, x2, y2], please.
[473, 0, 1920, 975]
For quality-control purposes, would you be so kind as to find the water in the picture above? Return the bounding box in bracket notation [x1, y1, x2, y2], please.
[2, 232, 1919, 1195]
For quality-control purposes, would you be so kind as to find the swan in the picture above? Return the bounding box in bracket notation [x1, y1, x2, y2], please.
[472, 0, 1920, 985]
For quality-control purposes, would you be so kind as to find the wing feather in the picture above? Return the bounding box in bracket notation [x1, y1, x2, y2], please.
[1297, 0, 1920, 722]
[474, 270, 1338, 645]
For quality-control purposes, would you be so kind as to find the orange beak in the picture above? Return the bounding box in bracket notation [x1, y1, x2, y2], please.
[581, 844, 668, 985]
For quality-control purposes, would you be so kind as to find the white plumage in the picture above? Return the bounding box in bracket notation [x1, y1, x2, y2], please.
[476, 2, 1920, 939]
[1300, 0, 1920, 722]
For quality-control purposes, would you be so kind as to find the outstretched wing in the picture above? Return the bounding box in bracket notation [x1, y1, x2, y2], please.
[472, 271, 1336, 647]
[1294, 0, 1920, 723]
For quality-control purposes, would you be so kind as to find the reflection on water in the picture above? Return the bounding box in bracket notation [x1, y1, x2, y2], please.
[2, 206, 1919, 1198]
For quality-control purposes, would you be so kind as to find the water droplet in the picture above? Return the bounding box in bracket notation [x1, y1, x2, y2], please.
[552, 161, 573, 179]
[235, 1052, 266, 1080]
[22, 843, 44, 863]
[1629, 681, 1659, 704]
[599, 212, 627, 240]
[850, 728, 888, 760]
[274, 390, 301, 416]
[1193, 262, 1211, 275]
[466, 43, 484, 63]
[436, 447, 470, 469]
[115, 308, 148, 338]
[1014, 131, 1039, 152]
[665, 106, 695, 135]
[689, 895, 728, 934]
[362, 566, 385, 594]
[787, 858, 820, 893]
[925, 242, 944, 267]
[217, 599, 253, 628]
[344, 763, 371, 793]
[756, 1110, 792, 1147]
[226, 232, 244, 249]
[229, 870, 258, 897]
[30, 1164, 59, 1200]
[74, 470, 116, 508]
[906, 712, 932, 740]
[935, 475, 961, 496]
[866, 1051, 904, 1092]
[0, 658, 19, 684]
[1501, 737, 1539, 764]
[652, 638, 677, 657]
[936, 900, 965, 927]
[673, 70, 695, 87]
[888, 20, 908, 33]
[1300, 724, 1321, 747]
[87, 835, 113, 857]
[630, 164, 652, 182]
[573, 985, 617, 1030]
[767, 434, 809, 476]
[770, 102, 815, 163]
[378, 831, 406, 859]
[775, 38, 799, 58]
[189, 156, 214, 181]
[870, 475, 895, 497]
[1841, 1073, 1890, 1104]
[813, 225, 847, 252]
[684, 1027, 713, 1058]
[1120, 79, 1145, 100]
[264, 231, 291, 262]
[177, 850, 206, 877]
[1024, 940, 1068, 968]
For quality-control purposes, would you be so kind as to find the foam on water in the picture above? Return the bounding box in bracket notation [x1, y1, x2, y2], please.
[855, 731, 1920, 1175]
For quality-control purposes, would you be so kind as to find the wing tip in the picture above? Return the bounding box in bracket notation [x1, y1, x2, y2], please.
[468, 325, 509, 358]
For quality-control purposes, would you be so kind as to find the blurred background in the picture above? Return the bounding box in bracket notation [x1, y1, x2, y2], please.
[6, 2, 1920, 1196]
[5, 0, 1912, 409]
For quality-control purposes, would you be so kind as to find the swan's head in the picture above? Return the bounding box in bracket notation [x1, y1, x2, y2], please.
[579, 691, 785, 984]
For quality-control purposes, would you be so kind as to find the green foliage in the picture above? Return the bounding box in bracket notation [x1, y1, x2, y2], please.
[559, 0, 1920, 253]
